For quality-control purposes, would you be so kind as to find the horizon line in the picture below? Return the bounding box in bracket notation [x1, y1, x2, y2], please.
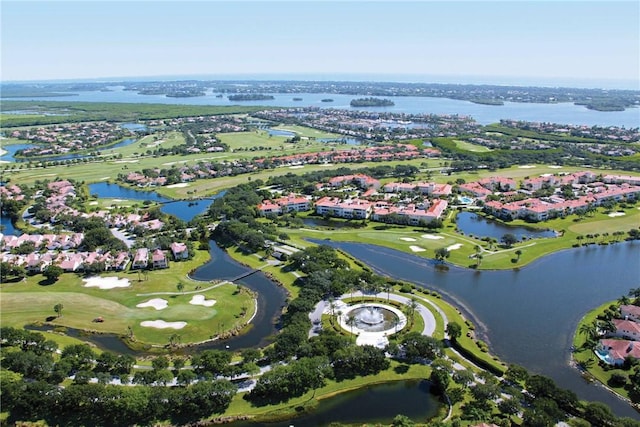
[2, 73, 639, 91]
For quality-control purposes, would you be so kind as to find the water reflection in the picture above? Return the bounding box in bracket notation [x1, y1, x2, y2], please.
[230, 380, 441, 427]
[456, 211, 557, 241]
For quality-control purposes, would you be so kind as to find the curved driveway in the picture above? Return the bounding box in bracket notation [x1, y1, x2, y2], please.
[309, 291, 449, 340]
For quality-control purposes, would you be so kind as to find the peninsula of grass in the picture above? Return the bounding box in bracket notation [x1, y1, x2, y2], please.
[0, 248, 256, 349]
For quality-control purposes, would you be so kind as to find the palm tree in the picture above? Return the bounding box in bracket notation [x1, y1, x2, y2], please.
[618, 295, 631, 306]
[405, 298, 419, 323]
[384, 282, 392, 302]
[579, 322, 598, 341]
[346, 315, 357, 341]
[515, 249, 522, 261]
[176, 283, 184, 294]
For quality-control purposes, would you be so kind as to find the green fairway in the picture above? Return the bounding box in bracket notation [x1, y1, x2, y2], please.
[0, 249, 255, 347]
[453, 139, 492, 152]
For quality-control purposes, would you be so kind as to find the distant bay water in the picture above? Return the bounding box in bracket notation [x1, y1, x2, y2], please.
[4, 87, 639, 128]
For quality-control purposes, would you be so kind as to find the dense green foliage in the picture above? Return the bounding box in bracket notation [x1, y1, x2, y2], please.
[0, 101, 268, 127]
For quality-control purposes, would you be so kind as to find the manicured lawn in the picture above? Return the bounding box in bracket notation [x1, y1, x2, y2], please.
[0, 249, 255, 347]
[453, 139, 492, 152]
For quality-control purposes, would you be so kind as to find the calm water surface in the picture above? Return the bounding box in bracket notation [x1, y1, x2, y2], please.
[87, 182, 221, 222]
[0, 215, 21, 236]
[311, 238, 640, 419]
[5, 88, 638, 128]
[456, 211, 557, 241]
[231, 380, 441, 427]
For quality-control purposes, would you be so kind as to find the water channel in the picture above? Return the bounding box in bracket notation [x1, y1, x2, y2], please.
[455, 211, 558, 241]
[310, 238, 640, 418]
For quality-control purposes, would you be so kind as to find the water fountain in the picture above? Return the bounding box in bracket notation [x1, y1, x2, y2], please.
[350, 304, 400, 333]
[356, 306, 385, 325]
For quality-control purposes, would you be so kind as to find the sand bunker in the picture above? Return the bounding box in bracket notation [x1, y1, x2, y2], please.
[518, 165, 536, 168]
[114, 160, 139, 163]
[136, 298, 168, 310]
[548, 165, 562, 169]
[166, 183, 190, 188]
[446, 243, 463, 251]
[140, 320, 187, 329]
[320, 163, 335, 167]
[421, 234, 444, 240]
[608, 212, 626, 217]
[409, 246, 426, 252]
[83, 276, 131, 289]
[189, 295, 217, 307]
[400, 237, 417, 242]
[89, 201, 98, 205]
[289, 165, 304, 169]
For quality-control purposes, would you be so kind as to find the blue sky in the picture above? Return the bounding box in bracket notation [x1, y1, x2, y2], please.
[1, 1, 638, 88]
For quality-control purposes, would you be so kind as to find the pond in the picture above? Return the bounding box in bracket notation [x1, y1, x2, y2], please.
[267, 128, 295, 137]
[456, 211, 557, 241]
[310, 238, 640, 418]
[87, 182, 223, 222]
[0, 215, 22, 236]
[230, 380, 441, 427]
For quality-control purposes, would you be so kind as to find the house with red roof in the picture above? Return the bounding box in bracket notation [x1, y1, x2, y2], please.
[151, 249, 168, 269]
[621, 305, 640, 323]
[170, 242, 189, 260]
[315, 197, 373, 219]
[596, 339, 640, 366]
[131, 248, 149, 269]
[257, 194, 310, 216]
[611, 319, 640, 340]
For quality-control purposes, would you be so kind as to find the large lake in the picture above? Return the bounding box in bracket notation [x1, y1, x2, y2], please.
[311, 238, 640, 419]
[4, 88, 639, 128]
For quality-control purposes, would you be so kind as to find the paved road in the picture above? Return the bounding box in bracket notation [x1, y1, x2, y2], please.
[309, 291, 442, 339]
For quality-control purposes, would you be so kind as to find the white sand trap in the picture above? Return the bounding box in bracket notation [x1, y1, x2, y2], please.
[89, 201, 99, 205]
[166, 183, 190, 188]
[137, 298, 168, 310]
[140, 320, 187, 329]
[101, 176, 110, 180]
[112, 199, 124, 202]
[421, 234, 444, 240]
[548, 165, 562, 169]
[114, 160, 139, 163]
[409, 246, 426, 252]
[289, 165, 304, 169]
[320, 163, 335, 167]
[608, 212, 626, 217]
[400, 237, 417, 242]
[518, 165, 536, 168]
[83, 276, 131, 289]
[189, 295, 217, 307]
[446, 243, 463, 251]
